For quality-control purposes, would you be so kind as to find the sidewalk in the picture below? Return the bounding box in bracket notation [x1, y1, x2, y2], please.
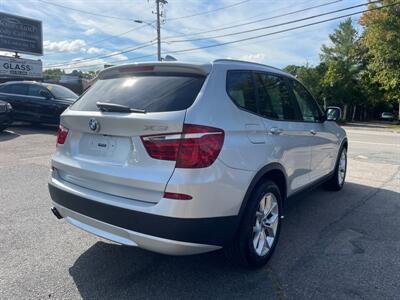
[342, 121, 400, 133]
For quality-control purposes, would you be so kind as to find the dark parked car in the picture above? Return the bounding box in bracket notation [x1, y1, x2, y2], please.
[0, 81, 78, 125]
[0, 100, 13, 132]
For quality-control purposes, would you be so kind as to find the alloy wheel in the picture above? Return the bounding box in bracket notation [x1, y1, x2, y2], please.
[338, 149, 347, 185]
[252, 193, 279, 257]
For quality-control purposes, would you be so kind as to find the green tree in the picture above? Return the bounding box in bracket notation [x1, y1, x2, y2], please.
[283, 63, 327, 106]
[359, 0, 400, 120]
[43, 68, 65, 81]
[320, 18, 364, 121]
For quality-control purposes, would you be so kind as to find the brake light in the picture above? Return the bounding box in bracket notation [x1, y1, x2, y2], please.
[163, 192, 193, 200]
[56, 125, 69, 145]
[141, 124, 224, 168]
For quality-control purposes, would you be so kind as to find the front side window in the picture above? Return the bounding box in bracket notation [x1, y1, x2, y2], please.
[71, 73, 204, 112]
[46, 85, 78, 100]
[226, 70, 257, 113]
[28, 85, 49, 98]
[291, 80, 322, 122]
[255, 73, 301, 121]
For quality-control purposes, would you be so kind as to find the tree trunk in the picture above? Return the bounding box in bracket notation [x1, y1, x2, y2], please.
[352, 105, 357, 121]
[364, 106, 368, 121]
[342, 104, 348, 121]
[398, 100, 400, 122]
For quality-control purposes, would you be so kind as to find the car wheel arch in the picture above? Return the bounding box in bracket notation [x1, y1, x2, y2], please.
[238, 163, 287, 219]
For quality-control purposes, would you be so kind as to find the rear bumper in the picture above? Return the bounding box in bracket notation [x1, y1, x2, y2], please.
[49, 184, 238, 255]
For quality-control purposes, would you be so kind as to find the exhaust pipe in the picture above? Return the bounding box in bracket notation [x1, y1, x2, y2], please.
[51, 207, 63, 219]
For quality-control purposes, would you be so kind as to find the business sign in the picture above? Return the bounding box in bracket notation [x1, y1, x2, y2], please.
[0, 56, 42, 78]
[0, 12, 43, 56]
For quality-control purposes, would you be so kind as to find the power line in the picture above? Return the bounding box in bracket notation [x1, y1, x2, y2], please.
[84, 24, 149, 48]
[44, 0, 340, 67]
[167, 0, 251, 21]
[163, 3, 398, 55]
[54, 1, 398, 71]
[166, 0, 324, 34]
[45, 40, 157, 68]
[75, 0, 250, 46]
[37, 0, 143, 21]
[164, 0, 343, 40]
[168, 1, 378, 43]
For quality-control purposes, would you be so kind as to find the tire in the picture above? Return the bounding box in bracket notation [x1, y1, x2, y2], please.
[324, 147, 347, 191]
[225, 181, 282, 268]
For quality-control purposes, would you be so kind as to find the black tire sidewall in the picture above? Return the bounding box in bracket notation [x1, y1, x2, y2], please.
[334, 147, 347, 189]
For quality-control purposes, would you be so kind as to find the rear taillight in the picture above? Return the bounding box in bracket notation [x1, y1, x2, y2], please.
[141, 124, 224, 168]
[56, 125, 69, 145]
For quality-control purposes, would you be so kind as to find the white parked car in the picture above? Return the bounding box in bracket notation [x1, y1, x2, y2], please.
[379, 112, 395, 121]
[49, 60, 347, 268]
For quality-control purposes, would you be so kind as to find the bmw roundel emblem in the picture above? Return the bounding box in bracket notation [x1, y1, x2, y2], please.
[88, 118, 99, 132]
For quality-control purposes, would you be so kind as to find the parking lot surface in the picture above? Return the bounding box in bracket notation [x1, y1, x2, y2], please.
[0, 124, 399, 299]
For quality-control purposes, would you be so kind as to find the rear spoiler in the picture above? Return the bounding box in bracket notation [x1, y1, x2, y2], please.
[98, 62, 211, 79]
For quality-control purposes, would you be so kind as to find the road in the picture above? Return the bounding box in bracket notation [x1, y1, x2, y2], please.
[0, 124, 399, 299]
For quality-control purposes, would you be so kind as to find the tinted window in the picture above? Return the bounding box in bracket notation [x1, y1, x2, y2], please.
[226, 71, 257, 113]
[291, 80, 322, 122]
[71, 74, 205, 112]
[7, 84, 29, 95]
[46, 85, 78, 100]
[0, 85, 12, 93]
[256, 73, 301, 121]
[28, 85, 49, 97]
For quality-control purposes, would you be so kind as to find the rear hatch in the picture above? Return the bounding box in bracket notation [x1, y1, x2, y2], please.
[53, 63, 209, 203]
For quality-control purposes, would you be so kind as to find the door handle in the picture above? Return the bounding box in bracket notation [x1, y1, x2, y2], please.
[310, 129, 317, 135]
[270, 127, 283, 135]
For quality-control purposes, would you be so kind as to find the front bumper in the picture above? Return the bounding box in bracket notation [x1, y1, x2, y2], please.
[0, 111, 13, 127]
[49, 184, 238, 255]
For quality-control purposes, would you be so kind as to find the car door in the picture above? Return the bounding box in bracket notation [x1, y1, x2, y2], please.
[289, 79, 338, 181]
[0, 83, 36, 122]
[27, 84, 58, 123]
[255, 72, 313, 194]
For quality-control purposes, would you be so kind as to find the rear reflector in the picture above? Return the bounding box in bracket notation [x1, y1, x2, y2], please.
[56, 125, 69, 145]
[163, 192, 193, 200]
[141, 124, 224, 168]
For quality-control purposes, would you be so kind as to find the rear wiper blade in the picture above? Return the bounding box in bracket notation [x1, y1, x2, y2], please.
[96, 102, 146, 113]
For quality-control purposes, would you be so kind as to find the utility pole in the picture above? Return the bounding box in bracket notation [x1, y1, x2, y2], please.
[156, 0, 161, 61]
[155, 0, 167, 61]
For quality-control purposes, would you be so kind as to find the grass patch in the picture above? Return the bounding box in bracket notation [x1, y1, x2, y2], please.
[388, 123, 400, 131]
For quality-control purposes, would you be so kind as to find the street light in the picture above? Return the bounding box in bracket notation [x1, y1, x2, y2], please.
[134, 19, 161, 61]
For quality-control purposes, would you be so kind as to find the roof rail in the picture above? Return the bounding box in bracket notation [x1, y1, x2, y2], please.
[213, 59, 283, 72]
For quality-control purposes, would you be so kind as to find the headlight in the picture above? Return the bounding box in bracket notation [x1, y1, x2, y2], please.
[6, 103, 12, 111]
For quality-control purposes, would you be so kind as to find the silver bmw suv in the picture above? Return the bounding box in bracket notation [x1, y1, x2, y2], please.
[49, 59, 347, 268]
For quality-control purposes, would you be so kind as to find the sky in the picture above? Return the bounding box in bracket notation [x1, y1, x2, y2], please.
[0, 0, 366, 72]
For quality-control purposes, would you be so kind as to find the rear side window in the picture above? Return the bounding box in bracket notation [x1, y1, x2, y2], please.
[255, 73, 301, 121]
[71, 73, 205, 112]
[226, 71, 257, 113]
[1, 84, 28, 95]
[0, 85, 11, 93]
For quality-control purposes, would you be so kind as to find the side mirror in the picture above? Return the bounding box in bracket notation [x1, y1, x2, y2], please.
[325, 106, 342, 121]
[39, 90, 52, 99]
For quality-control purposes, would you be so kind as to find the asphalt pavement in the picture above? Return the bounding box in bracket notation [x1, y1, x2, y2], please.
[0, 123, 399, 299]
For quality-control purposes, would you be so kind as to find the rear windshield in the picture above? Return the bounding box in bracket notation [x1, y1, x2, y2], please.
[70, 73, 206, 112]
